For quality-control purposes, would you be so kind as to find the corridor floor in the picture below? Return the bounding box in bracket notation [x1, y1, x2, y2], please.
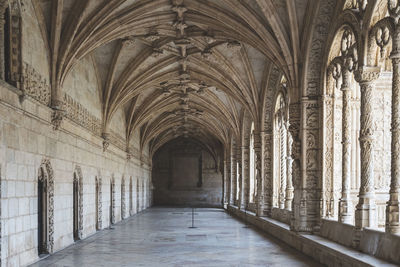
[30, 207, 322, 267]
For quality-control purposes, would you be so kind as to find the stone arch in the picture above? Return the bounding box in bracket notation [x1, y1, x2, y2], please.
[121, 176, 126, 220]
[95, 175, 102, 230]
[37, 159, 54, 254]
[73, 166, 83, 240]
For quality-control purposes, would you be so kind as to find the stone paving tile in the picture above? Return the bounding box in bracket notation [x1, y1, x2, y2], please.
[29, 207, 323, 267]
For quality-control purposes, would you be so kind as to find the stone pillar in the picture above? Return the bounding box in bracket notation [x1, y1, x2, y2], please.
[225, 154, 232, 206]
[237, 146, 243, 209]
[241, 146, 250, 208]
[288, 103, 303, 230]
[339, 68, 354, 224]
[279, 127, 287, 209]
[263, 131, 273, 216]
[255, 131, 264, 215]
[386, 7, 400, 233]
[285, 130, 294, 210]
[223, 159, 228, 206]
[230, 149, 237, 206]
[354, 67, 380, 229]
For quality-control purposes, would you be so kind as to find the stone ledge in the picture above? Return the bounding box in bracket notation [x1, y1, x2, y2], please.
[227, 205, 397, 267]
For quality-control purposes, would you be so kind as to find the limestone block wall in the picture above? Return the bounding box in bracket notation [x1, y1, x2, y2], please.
[0, 83, 152, 267]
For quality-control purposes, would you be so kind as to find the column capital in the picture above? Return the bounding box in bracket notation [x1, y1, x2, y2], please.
[354, 66, 380, 84]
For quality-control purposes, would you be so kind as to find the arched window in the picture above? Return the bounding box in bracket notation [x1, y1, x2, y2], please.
[249, 122, 256, 203]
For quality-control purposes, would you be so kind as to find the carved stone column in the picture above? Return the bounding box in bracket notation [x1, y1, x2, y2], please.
[255, 131, 264, 215]
[224, 156, 231, 206]
[237, 146, 243, 209]
[241, 145, 250, 208]
[339, 68, 354, 224]
[230, 149, 237, 205]
[285, 130, 294, 210]
[288, 103, 303, 230]
[386, 7, 400, 233]
[263, 131, 273, 216]
[279, 127, 287, 209]
[354, 67, 380, 229]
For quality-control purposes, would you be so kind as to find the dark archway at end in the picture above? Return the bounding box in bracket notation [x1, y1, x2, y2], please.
[152, 137, 223, 208]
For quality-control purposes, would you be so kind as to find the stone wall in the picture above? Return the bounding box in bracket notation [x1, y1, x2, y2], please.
[0, 82, 151, 267]
[152, 138, 222, 207]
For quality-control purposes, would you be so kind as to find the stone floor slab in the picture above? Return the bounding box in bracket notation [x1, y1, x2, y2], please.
[29, 207, 322, 267]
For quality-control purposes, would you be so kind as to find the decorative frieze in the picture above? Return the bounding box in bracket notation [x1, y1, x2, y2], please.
[21, 62, 51, 105]
[63, 93, 102, 135]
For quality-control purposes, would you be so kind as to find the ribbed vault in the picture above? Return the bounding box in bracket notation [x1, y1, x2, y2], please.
[30, 0, 312, 157]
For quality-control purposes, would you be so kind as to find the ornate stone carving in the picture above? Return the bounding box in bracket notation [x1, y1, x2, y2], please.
[354, 67, 380, 229]
[74, 166, 84, 239]
[102, 133, 110, 152]
[339, 68, 354, 224]
[387, 13, 400, 234]
[121, 178, 126, 219]
[51, 108, 65, 130]
[111, 177, 116, 224]
[21, 63, 51, 105]
[63, 94, 102, 135]
[39, 159, 55, 253]
[96, 176, 102, 230]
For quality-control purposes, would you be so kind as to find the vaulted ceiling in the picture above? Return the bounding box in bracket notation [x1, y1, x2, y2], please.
[32, 0, 313, 155]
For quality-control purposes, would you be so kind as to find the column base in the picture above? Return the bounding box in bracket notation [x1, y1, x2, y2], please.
[386, 200, 400, 234]
[355, 196, 377, 229]
[339, 198, 354, 224]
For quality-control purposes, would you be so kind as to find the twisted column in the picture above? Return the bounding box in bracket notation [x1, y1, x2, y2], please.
[339, 68, 354, 224]
[354, 67, 380, 229]
[386, 9, 400, 233]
